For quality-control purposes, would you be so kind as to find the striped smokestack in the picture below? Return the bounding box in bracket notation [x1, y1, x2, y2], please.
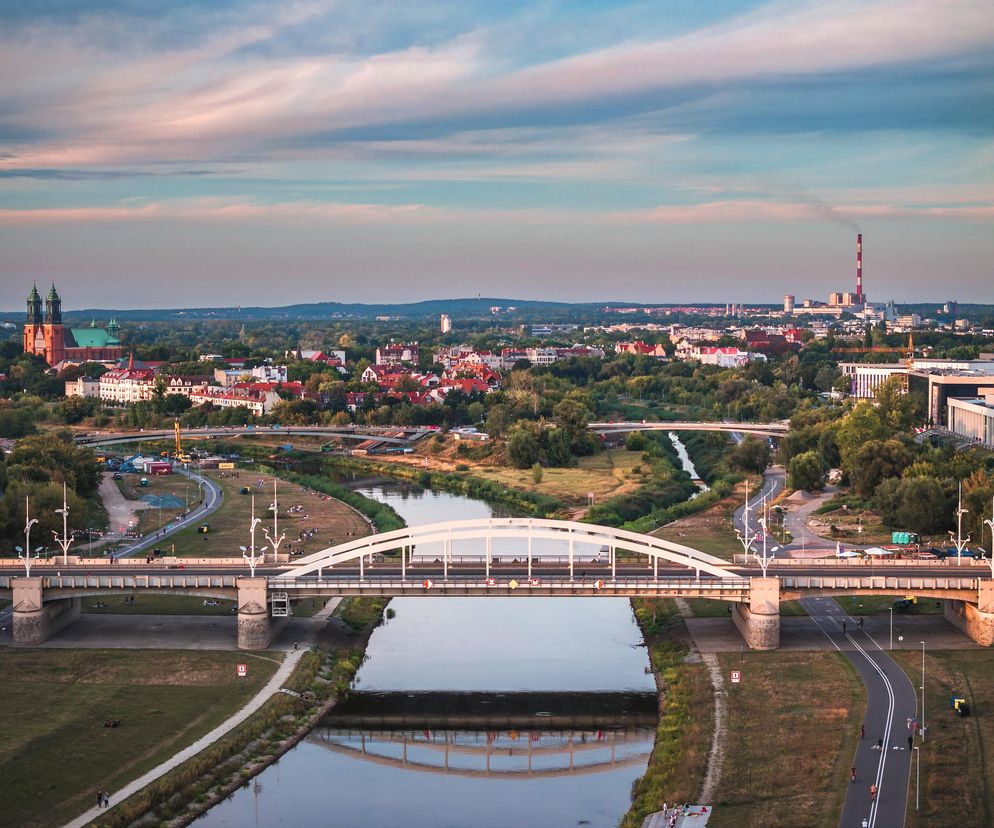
[856, 233, 863, 301]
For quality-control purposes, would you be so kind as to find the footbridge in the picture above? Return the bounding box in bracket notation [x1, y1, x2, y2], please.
[589, 420, 789, 437]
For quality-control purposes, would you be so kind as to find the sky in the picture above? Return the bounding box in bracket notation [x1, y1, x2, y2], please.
[1, 0, 992, 310]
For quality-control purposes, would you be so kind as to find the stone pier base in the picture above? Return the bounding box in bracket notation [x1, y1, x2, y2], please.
[12, 578, 81, 646]
[944, 600, 994, 647]
[237, 577, 273, 650]
[731, 577, 780, 650]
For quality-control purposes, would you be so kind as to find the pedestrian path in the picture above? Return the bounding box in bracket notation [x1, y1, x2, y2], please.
[62, 596, 342, 828]
[642, 804, 712, 827]
[802, 597, 915, 828]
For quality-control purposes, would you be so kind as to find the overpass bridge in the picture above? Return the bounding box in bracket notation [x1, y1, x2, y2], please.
[75, 425, 430, 448]
[589, 420, 790, 438]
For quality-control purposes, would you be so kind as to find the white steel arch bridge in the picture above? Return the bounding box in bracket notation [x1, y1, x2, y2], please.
[276, 517, 735, 583]
[589, 420, 789, 438]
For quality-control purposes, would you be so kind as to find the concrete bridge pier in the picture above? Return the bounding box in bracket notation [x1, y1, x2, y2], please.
[944, 581, 994, 647]
[12, 577, 81, 646]
[732, 577, 780, 650]
[237, 577, 278, 650]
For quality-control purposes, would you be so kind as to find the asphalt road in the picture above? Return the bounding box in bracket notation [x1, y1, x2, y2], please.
[111, 468, 223, 560]
[731, 465, 785, 540]
[803, 596, 915, 828]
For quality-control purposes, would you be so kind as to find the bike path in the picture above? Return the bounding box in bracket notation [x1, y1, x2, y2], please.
[802, 597, 915, 828]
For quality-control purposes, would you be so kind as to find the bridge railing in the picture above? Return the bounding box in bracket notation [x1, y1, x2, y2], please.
[269, 576, 753, 594]
[780, 575, 979, 590]
[0, 574, 239, 590]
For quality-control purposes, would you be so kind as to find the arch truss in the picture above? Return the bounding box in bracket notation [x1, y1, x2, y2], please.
[277, 518, 735, 582]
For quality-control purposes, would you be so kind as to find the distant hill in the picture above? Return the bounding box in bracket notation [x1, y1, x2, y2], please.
[1, 297, 717, 323]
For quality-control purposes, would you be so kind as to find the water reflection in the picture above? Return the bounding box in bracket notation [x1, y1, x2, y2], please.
[311, 727, 655, 779]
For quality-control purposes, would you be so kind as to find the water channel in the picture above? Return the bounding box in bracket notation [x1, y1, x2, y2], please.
[197, 437, 704, 827]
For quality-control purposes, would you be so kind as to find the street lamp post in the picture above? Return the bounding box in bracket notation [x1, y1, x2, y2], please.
[755, 516, 779, 578]
[890, 606, 894, 651]
[920, 640, 927, 743]
[263, 479, 286, 563]
[737, 482, 760, 564]
[981, 494, 994, 580]
[53, 482, 75, 565]
[239, 495, 268, 577]
[17, 496, 41, 577]
[913, 745, 921, 811]
[949, 482, 970, 566]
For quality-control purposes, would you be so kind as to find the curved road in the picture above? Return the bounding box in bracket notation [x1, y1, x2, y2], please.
[110, 468, 223, 560]
[803, 596, 915, 828]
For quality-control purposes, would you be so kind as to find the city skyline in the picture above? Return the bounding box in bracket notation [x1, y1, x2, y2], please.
[1, 0, 992, 309]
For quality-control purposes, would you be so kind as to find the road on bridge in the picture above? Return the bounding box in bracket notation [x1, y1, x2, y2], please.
[803, 597, 915, 828]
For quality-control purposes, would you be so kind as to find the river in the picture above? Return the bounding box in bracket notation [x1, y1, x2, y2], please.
[196, 479, 658, 828]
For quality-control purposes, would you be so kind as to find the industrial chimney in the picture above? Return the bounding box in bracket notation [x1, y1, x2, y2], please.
[856, 233, 863, 302]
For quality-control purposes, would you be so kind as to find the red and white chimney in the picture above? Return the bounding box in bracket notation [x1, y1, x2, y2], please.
[856, 233, 863, 301]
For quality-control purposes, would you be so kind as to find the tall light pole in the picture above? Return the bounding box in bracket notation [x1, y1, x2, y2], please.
[889, 606, 894, 651]
[913, 745, 921, 811]
[239, 495, 267, 577]
[755, 516, 779, 578]
[17, 496, 41, 577]
[920, 640, 927, 743]
[737, 482, 759, 563]
[263, 479, 286, 563]
[949, 482, 970, 566]
[981, 494, 994, 580]
[53, 482, 75, 565]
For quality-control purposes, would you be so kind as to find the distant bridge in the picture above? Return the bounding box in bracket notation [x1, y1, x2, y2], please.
[588, 420, 790, 437]
[75, 425, 430, 448]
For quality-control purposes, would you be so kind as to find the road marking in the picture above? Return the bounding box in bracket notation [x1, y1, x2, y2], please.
[806, 599, 896, 828]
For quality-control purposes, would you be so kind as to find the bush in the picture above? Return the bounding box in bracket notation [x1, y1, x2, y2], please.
[531, 463, 543, 484]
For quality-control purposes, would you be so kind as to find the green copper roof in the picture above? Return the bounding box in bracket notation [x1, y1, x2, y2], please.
[69, 328, 112, 348]
[48, 283, 60, 301]
[28, 284, 41, 302]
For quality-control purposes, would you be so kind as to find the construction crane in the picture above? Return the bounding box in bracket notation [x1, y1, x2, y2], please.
[174, 418, 191, 463]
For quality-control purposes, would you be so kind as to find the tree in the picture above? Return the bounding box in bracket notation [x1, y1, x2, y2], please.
[835, 402, 888, 468]
[531, 463, 543, 484]
[894, 477, 951, 535]
[729, 436, 772, 474]
[846, 439, 913, 497]
[788, 450, 826, 492]
[507, 421, 542, 468]
[875, 376, 922, 432]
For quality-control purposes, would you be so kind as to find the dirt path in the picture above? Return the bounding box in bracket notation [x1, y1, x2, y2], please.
[98, 472, 148, 536]
[676, 597, 727, 803]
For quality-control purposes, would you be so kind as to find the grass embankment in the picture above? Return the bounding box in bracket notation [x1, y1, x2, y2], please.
[0, 649, 279, 828]
[683, 598, 807, 617]
[621, 598, 713, 828]
[82, 594, 325, 618]
[836, 595, 944, 616]
[655, 477, 760, 560]
[709, 652, 864, 828]
[94, 596, 390, 828]
[166, 469, 372, 557]
[892, 650, 994, 828]
[113, 472, 193, 535]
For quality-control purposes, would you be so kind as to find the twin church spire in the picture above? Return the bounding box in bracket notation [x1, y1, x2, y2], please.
[26, 282, 61, 325]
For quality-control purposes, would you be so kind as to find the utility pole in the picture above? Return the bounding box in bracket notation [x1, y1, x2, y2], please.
[53, 482, 75, 565]
[949, 481, 970, 566]
[239, 495, 267, 577]
[16, 496, 41, 577]
[263, 479, 286, 563]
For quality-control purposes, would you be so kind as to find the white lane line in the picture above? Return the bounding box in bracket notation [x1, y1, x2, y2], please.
[807, 599, 896, 828]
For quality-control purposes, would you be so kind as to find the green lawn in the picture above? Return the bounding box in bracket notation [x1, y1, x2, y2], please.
[835, 595, 944, 616]
[0, 649, 279, 828]
[710, 652, 863, 828]
[892, 650, 994, 828]
[166, 470, 370, 557]
[82, 594, 236, 616]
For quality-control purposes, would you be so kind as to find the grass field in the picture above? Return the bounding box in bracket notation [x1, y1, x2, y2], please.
[166, 469, 371, 557]
[892, 650, 994, 828]
[709, 651, 863, 828]
[0, 649, 279, 828]
[114, 471, 196, 536]
[653, 479, 759, 560]
[460, 448, 647, 503]
[682, 598, 808, 618]
[835, 595, 944, 616]
[82, 594, 237, 616]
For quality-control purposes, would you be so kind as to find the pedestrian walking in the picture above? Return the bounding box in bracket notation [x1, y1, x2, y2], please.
[96, 791, 103, 809]
[842, 621, 847, 634]
[908, 735, 914, 750]
[850, 766, 856, 783]
[869, 783, 877, 800]
[103, 792, 110, 808]
[860, 724, 865, 740]
[877, 737, 883, 750]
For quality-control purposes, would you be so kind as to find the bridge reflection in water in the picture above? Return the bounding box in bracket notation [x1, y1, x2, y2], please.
[310, 691, 656, 779]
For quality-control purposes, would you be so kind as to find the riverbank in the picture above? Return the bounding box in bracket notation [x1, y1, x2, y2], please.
[621, 598, 714, 827]
[86, 597, 389, 828]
